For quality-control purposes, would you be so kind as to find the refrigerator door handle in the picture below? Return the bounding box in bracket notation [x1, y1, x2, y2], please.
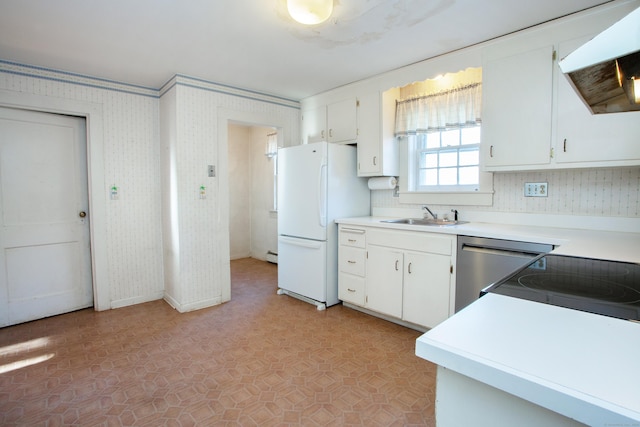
[279, 236, 323, 249]
[318, 163, 327, 227]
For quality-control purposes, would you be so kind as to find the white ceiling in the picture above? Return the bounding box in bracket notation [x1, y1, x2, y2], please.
[0, 0, 612, 100]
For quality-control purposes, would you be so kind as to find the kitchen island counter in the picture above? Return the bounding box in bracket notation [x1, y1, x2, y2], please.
[415, 292, 640, 425]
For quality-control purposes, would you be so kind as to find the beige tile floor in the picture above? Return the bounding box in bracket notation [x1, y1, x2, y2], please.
[0, 258, 436, 426]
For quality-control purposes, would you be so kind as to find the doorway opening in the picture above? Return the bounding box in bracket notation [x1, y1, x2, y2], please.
[218, 108, 290, 302]
[227, 122, 279, 262]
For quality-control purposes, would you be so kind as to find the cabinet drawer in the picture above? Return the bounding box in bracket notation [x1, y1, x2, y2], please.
[338, 273, 365, 306]
[339, 246, 366, 276]
[339, 227, 366, 248]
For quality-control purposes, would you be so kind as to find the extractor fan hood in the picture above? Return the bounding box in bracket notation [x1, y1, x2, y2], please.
[558, 6, 640, 114]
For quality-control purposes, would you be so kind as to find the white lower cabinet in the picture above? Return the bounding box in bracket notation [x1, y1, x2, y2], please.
[338, 225, 455, 330]
[402, 250, 452, 328]
[365, 245, 404, 318]
[338, 227, 366, 306]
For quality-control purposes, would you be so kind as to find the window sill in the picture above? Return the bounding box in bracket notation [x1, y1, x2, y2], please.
[399, 191, 493, 206]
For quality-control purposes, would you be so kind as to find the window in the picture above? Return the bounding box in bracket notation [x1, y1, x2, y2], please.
[396, 82, 482, 191]
[265, 132, 278, 211]
[394, 77, 492, 205]
[411, 125, 481, 191]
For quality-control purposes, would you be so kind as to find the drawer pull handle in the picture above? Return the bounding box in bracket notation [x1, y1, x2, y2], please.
[347, 288, 356, 292]
[348, 239, 357, 243]
[342, 228, 365, 234]
[347, 260, 356, 264]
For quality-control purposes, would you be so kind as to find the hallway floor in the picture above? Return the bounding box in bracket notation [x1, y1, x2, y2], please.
[0, 258, 436, 426]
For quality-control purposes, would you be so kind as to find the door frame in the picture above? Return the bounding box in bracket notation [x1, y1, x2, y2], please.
[217, 108, 288, 302]
[0, 89, 110, 311]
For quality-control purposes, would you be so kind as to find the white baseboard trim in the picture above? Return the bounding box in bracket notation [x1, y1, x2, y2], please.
[110, 292, 164, 309]
[342, 302, 427, 332]
[163, 293, 223, 313]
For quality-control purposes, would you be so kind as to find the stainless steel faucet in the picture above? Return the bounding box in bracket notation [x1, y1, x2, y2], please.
[422, 205, 437, 219]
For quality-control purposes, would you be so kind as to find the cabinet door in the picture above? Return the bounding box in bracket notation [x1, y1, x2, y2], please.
[555, 37, 640, 165]
[357, 89, 400, 177]
[482, 45, 554, 169]
[327, 98, 357, 143]
[403, 251, 451, 329]
[357, 91, 381, 175]
[366, 245, 403, 318]
[301, 105, 327, 144]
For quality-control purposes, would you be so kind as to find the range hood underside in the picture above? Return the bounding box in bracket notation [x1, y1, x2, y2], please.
[566, 51, 640, 114]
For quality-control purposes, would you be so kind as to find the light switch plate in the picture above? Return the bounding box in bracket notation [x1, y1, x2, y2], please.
[208, 165, 216, 177]
[524, 182, 548, 197]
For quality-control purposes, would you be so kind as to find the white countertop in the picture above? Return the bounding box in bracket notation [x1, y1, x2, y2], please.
[336, 216, 640, 263]
[416, 294, 640, 424]
[336, 216, 640, 424]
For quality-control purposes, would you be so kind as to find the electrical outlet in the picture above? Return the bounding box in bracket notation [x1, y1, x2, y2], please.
[524, 182, 548, 197]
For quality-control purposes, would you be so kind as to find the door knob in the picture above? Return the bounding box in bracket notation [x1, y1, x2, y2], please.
[79, 211, 87, 218]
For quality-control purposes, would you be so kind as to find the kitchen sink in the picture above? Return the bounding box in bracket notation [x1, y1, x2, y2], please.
[381, 218, 468, 226]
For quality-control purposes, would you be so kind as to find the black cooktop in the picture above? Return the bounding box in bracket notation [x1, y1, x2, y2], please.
[481, 254, 640, 321]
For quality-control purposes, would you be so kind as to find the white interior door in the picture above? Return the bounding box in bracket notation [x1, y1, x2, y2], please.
[0, 106, 93, 327]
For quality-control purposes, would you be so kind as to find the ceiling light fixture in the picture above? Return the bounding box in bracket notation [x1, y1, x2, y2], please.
[287, 0, 333, 25]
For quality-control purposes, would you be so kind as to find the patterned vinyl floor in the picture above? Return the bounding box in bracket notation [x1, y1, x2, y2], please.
[0, 258, 436, 426]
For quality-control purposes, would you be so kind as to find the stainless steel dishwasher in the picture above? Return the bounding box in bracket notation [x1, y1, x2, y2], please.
[455, 235, 553, 312]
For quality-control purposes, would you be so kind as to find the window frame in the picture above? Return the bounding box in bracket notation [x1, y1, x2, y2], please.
[411, 125, 482, 192]
[398, 134, 493, 206]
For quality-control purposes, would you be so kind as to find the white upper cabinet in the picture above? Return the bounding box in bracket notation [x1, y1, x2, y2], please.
[554, 36, 640, 166]
[481, 4, 640, 172]
[301, 98, 357, 144]
[301, 105, 327, 144]
[302, 3, 640, 171]
[327, 98, 358, 143]
[482, 44, 554, 169]
[356, 88, 399, 177]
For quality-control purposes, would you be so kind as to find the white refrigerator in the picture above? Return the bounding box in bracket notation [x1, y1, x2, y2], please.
[277, 141, 370, 310]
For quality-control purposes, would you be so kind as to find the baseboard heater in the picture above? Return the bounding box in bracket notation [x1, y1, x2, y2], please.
[266, 251, 278, 264]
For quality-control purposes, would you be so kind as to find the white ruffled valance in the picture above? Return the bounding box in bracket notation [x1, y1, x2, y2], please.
[394, 83, 482, 136]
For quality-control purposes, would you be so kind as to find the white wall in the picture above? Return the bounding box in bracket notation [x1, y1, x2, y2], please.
[228, 124, 252, 259]
[0, 62, 165, 310]
[0, 62, 300, 313]
[159, 75, 298, 312]
[372, 167, 640, 220]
